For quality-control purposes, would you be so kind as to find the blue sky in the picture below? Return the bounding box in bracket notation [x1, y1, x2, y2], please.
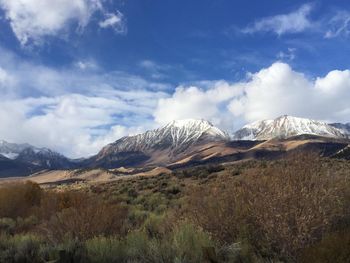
[0, 0, 350, 157]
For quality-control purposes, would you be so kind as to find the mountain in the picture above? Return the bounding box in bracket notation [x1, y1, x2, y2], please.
[329, 123, 350, 136]
[0, 140, 74, 177]
[0, 140, 33, 159]
[232, 115, 347, 140]
[88, 119, 230, 168]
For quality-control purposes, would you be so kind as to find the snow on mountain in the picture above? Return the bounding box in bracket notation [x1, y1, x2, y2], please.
[0, 140, 34, 159]
[232, 115, 347, 140]
[98, 119, 230, 156]
[0, 140, 72, 169]
[329, 123, 350, 135]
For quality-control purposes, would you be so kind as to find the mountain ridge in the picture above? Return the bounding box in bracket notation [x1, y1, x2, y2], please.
[89, 119, 230, 168]
[1, 116, 350, 177]
[233, 115, 348, 140]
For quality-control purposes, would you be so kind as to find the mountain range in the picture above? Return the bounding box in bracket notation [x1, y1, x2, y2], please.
[1, 115, 350, 177]
[0, 141, 74, 177]
[232, 115, 349, 140]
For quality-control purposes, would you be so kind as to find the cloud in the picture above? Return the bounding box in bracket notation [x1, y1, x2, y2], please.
[0, 0, 126, 45]
[0, 95, 153, 157]
[277, 48, 297, 61]
[155, 62, 350, 134]
[324, 11, 350, 38]
[228, 62, 350, 123]
[154, 81, 244, 131]
[0, 67, 15, 91]
[99, 11, 126, 33]
[242, 4, 314, 35]
[0, 91, 165, 158]
[0, 48, 168, 157]
[2, 47, 350, 157]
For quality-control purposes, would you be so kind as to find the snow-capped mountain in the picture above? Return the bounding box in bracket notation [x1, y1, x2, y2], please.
[90, 119, 230, 168]
[329, 123, 350, 136]
[233, 115, 347, 140]
[102, 119, 228, 153]
[0, 140, 33, 159]
[0, 140, 75, 177]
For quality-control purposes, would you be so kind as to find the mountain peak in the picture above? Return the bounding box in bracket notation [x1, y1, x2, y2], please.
[166, 118, 213, 127]
[233, 115, 347, 140]
[93, 119, 229, 167]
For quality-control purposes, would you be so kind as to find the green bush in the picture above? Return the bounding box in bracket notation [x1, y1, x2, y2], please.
[172, 222, 214, 263]
[0, 234, 43, 263]
[86, 236, 126, 263]
[0, 217, 16, 234]
[126, 231, 149, 261]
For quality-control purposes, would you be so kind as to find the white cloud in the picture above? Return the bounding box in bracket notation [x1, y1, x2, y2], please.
[99, 11, 126, 33]
[0, 48, 168, 158]
[154, 81, 244, 131]
[75, 60, 98, 70]
[0, 95, 146, 157]
[0, 92, 163, 158]
[228, 62, 350, 123]
[155, 62, 350, 134]
[0, 67, 14, 87]
[325, 11, 350, 38]
[0, 0, 126, 45]
[242, 4, 314, 35]
[2, 46, 350, 157]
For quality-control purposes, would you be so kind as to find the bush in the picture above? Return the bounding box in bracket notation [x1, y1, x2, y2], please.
[172, 222, 214, 263]
[186, 154, 350, 261]
[0, 182, 42, 218]
[86, 236, 126, 263]
[43, 197, 128, 242]
[301, 228, 350, 263]
[0, 234, 43, 263]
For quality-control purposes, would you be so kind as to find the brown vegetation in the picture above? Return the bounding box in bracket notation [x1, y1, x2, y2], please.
[185, 154, 350, 261]
[0, 154, 349, 262]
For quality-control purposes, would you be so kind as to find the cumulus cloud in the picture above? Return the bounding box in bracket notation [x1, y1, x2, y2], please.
[0, 92, 164, 158]
[154, 81, 244, 131]
[155, 62, 350, 134]
[0, 0, 126, 45]
[242, 4, 314, 35]
[0, 48, 167, 157]
[0, 95, 153, 158]
[229, 63, 350, 123]
[2, 45, 350, 157]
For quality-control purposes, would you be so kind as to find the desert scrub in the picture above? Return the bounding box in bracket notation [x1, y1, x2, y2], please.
[86, 237, 127, 263]
[301, 228, 350, 263]
[0, 234, 43, 263]
[185, 154, 350, 261]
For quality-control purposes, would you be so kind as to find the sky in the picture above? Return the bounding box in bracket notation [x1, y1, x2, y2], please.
[1, 0, 350, 157]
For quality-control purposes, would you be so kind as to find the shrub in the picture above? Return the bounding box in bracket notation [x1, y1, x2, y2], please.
[172, 222, 214, 263]
[0, 217, 16, 234]
[0, 234, 43, 263]
[125, 231, 149, 261]
[301, 228, 350, 263]
[86, 236, 126, 263]
[43, 198, 128, 242]
[186, 154, 350, 261]
[0, 182, 42, 218]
